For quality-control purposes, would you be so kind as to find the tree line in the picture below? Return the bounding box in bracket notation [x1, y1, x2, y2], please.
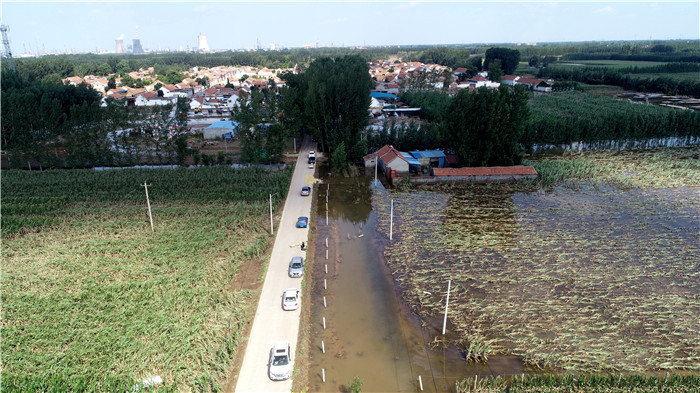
[522, 91, 700, 149]
[539, 63, 700, 97]
[395, 89, 700, 154]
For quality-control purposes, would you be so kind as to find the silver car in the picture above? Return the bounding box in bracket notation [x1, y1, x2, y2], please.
[288, 256, 304, 278]
[269, 341, 292, 381]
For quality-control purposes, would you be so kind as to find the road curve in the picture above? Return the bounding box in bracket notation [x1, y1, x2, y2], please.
[234, 139, 315, 393]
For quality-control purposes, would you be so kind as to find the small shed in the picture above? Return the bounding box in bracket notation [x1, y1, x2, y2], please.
[409, 150, 447, 168]
[370, 92, 399, 101]
[401, 152, 422, 173]
[203, 120, 239, 140]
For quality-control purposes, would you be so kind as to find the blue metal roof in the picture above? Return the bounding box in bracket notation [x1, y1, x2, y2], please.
[370, 92, 398, 99]
[204, 120, 239, 130]
[409, 150, 446, 159]
[401, 152, 422, 166]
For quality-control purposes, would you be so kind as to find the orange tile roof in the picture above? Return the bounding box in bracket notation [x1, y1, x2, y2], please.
[433, 166, 537, 176]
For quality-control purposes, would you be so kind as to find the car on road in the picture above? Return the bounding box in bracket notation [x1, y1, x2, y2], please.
[282, 288, 300, 310]
[296, 216, 308, 228]
[308, 151, 315, 158]
[268, 341, 292, 381]
[289, 257, 304, 278]
[300, 186, 311, 196]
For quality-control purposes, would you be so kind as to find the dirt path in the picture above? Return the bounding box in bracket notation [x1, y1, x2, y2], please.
[231, 137, 316, 393]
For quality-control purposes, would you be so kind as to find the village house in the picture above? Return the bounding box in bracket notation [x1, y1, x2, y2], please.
[515, 77, 552, 93]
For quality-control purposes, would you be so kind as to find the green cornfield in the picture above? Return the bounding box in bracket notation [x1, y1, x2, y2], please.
[1, 166, 293, 392]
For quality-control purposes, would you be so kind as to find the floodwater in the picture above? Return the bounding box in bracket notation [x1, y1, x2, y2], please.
[306, 170, 525, 393]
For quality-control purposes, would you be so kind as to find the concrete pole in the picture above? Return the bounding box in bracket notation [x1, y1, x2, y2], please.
[442, 280, 451, 335]
[144, 182, 154, 232]
[390, 199, 394, 241]
[374, 158, 378, 188]
[269, 194, 273, 235]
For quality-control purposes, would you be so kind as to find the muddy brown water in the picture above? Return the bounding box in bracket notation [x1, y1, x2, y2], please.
[306, 171, 526, 393]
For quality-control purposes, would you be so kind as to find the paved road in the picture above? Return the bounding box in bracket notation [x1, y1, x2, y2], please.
[234, 139, 316, 393]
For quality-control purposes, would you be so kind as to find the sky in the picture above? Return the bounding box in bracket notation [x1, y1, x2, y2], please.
[2, 1, 698, 55]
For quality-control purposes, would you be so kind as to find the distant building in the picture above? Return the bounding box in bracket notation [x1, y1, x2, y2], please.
[198, 34, 209, 52]
[115, 36, 125, 54]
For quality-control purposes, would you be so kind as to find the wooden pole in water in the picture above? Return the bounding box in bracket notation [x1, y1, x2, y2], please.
[442, 280, 451, 335]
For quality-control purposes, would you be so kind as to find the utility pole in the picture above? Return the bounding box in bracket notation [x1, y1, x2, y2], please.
[390, 199, 394, 241]
[269, 194, 274, 235]
[374, 158, 378, 188]
[143, 182, 154, 232]
[442, 280, 451, 335]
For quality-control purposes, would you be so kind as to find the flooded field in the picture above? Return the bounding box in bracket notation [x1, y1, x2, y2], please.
[373, 182, 700, 373]
[306, 174, 528, 392]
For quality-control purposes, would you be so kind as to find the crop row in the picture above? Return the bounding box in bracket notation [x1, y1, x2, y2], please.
[456, 374, 700, 393]
[1, 166, 293, 391]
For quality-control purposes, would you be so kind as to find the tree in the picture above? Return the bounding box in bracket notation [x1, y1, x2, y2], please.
[97, 63, 113, 76]
[300, 55, 372, 162]
[116, 60, 130, 75]
[106, 56, 120, 73]
[233, 84, 287, 164]
[528, 56, 540, 68]
[446, 85, 530, 166]
[107, 76, 117, 91]
[120, 74, 135, 87]
[470, 56, 483, 72]
[331, 141, 347, 172]
[487, 59, 503, 82]
[484, 47, 521, 75]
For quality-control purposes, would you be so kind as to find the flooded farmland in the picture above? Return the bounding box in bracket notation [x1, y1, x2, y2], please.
[303, 150, 699, 392]
[306, 173, 528, 393]
[373, 182, 699, 373]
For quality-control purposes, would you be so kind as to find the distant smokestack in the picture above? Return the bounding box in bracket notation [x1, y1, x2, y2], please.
[132, 25, 144, 53]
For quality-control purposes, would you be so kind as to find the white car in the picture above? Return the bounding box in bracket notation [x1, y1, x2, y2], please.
[282, 288, 300, 311]
[269, 341, 292, 381]
[308, 151, 315, 158]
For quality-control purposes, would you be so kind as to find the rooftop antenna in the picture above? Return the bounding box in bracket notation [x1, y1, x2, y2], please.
[1, 24, 16, 71]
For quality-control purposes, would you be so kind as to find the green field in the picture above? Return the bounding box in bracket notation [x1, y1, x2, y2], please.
[626, 72, 700, 84]
[555, 60, 669, 69]
[1, 166, 293, 392]
[373, 148, 700, 374]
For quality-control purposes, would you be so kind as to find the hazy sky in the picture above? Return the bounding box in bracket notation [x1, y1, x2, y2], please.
[2, 1, 699, 55]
